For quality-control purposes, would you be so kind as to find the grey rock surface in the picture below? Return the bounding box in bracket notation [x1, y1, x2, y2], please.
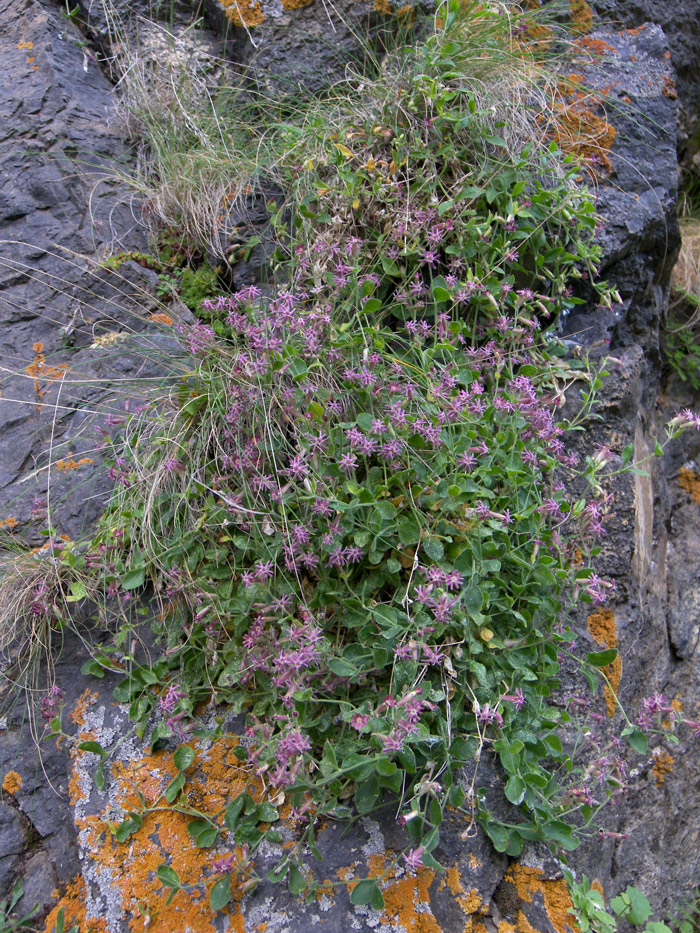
[586, 0, 700, 161]
[0, 0, 164, 543]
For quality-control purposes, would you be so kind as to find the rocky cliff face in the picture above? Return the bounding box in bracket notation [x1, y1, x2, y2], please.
[0, 1, 699, 930]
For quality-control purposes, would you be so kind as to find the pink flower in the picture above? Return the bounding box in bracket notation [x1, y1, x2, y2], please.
[403, 847, 425, 870]
[338, 452, 358, 475]
[501, 688, 525, 711]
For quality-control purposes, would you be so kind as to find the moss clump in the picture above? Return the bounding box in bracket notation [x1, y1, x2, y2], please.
[180, 265, 220, 314]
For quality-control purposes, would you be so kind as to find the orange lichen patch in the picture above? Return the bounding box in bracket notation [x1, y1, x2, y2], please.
[381, 870, 440, 933]
[148, 311, 174, 326]
[441, 864, 462, 896]
[498, 924, 516, 933]
[55, 454, 95, 472]
[44, 877, 108, 933]
[569, 0, 593, 34]
[437, 863, 483, 918]
[522, 19, 554, 52]
[550, 99, 616, 173]
[505, 865, 578, 933]
[17, 40, 33, 49]
[25, 342, 69, 405]
[0, 517, 18, 530]
[368, 853, 485, 931]
[217, 0, 265, 27]
[587, 609, 621, 717]
[652, 750, 674, 785]
[72, 736, 261, 931]
[281, 0, 314, 8]
[337, 864, 357, 882]
[467, 854, 480, 871]
[71, 689, 98, 727]
[663, 75, 677, 99]
[313, 876, 336, 901]
[374, 0, 392, 12]
[574, 35, 616, 56]
[2, 771, 22, 794]
[679, 467, 700, 504]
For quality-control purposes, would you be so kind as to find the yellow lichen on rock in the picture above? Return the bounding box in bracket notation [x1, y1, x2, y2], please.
[63, 735, 262, 932]
[363, 853, 441, 932]
[569, 0, 593, 34]
[652, 749, 674, 785]
[678, 466, 700, 505]
[505, 865, 579, 933]
[217, 0, 265, 27]
[587, 609, 621, 717]
[44, 877, 109, 933]
[2, 770, 21, 795]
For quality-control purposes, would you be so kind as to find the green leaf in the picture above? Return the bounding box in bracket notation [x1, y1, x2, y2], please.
[66, 580, 88, 602]
[371, 885, 386, 911]
[115, 818, 141, 843]
[328, 658, 356, 677]
[209, 876, 232, 912]
[543, 820, 579, 851]
[149, 722, 173, 751]
[432, 285, 451, 302]
[350, 879, 382, 906]
[288, 865, 306, 895]
[188, 819, 220, 848]
[78, 741, 106, 757]
[622, 727, 648, 755]
[362, 298, 382, 314]
[397, 747, 416, 773]
[375, 757, 397, 777]
[156, 865, 181, 888]
[80, 659, 106, 679]
[355, 774, 381, 814]
[225, 795, 248, 831]
[173, 745, 195, 772]
[164, 772, 186, 804]
[423, 538, 444, 561]
[121, 567, 146, 590]
[463, 586, 483, 614]
[624, 887, 652, 924]
[398, 517, 421, 546]
[197, 825, 221, 848]
[256, 803, 279, 823]
[504, 775, 526, 805]
[484, 822, 510, 852]
[586, 649, 618, 667]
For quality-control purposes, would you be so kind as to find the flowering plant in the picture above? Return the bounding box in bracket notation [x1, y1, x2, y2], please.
[39, 0, 697, 914]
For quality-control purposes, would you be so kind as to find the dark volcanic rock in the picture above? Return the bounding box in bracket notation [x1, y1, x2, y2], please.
[586, 0, 700, 162]
[562, 24, 680, 361]
[0, 0, 160, 542]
